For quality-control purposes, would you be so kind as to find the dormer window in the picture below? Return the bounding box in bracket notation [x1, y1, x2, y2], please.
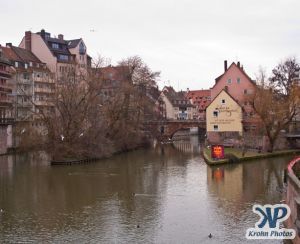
[79, 42, 86, 55]
[52, 43, 59, 49]
[227, 78, 232, 84]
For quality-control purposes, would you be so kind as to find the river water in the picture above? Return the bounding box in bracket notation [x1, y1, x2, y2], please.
[0, 136, 296, 243]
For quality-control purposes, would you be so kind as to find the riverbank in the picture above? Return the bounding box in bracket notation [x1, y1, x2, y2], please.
[203, 147, 300, 165]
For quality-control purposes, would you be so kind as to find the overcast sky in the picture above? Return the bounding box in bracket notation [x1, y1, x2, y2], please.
[1, 0, 300, 90]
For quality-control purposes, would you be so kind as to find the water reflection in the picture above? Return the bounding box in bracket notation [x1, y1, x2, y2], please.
[0, 140, 296, 243]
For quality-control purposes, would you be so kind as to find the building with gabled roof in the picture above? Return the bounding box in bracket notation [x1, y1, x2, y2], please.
[0, 47, 13, 120]
[19, 29, 91, 80]
[206, 89, 243, 143]
[210, 60, 260, 132]
[158, 86, 195, 120]
[2, 43, 54, 122]
[186, 89, 211, 120]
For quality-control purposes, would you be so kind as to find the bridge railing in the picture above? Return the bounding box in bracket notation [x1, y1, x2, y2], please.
[0, 118, 15, 125]
[145, 119, 206, 123]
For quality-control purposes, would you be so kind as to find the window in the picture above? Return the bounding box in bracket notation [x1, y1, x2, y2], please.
[213, 125, 218, 131]
[213, 111, 219, 117]
[237, 78, 241, 84]
[227, 78, 232, 84]
[52, 43, 59, 49]
[58, 55, 69, 61]
[244, 89, 248, 94]
[23, 73, 29, 80]
[221, 99, 225, 104]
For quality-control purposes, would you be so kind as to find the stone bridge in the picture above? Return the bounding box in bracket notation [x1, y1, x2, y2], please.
[145, 119, 206, 141]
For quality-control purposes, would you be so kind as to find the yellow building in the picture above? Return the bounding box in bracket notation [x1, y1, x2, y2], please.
[206, 89, 242, 142]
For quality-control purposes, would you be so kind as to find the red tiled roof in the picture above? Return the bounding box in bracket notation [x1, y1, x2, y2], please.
[212, 62, 256, 89]
[187, 89, 211, 98]
[1, 46, 21, 62]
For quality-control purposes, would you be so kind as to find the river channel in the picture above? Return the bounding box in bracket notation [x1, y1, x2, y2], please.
[0, 136, 295, 243]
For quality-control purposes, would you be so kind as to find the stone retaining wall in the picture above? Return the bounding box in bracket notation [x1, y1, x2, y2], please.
[285, 157, 300, 244]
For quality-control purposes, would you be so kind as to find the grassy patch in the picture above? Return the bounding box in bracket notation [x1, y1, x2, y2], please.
[203, 147, 300, 165]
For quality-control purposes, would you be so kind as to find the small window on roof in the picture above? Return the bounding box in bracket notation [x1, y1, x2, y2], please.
[237, 77, 241, 84]
[227, 78, 232, 84]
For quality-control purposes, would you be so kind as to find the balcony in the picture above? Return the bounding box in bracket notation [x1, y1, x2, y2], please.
[34, 87, 55, 93]
[17, 78, 32, 85]
[34, 100, 53, 106]
[0, 84, 13, 93]
[0, 70, 11, 79]
[0, 117, 14, 125]
[33, 76, 55, 83]
[0, 96, 13, 103]
[17, 101, 33, 108]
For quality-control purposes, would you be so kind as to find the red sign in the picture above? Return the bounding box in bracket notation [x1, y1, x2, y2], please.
[211, 145, 225, 159]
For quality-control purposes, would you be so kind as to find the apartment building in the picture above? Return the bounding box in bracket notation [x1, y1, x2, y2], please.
[0, 47, 13, 120]
[2, 44, 54, 121]
[158, 86, 195, 120]
[19, 29, 91, 80]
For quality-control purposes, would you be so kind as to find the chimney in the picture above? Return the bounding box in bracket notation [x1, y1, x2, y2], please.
[6, 43, 12, 48]
[224, 60, 228, 72]
[58, 34, 64, 40]
[237, 61, 240, 68]
[25, 31, 32, 51]
[40, 29, 46, 39]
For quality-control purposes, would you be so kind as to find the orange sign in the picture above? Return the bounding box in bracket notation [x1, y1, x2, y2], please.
[211, 145, 225, 159]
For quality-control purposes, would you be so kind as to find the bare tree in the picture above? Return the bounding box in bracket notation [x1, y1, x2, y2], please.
[269, 57, 299, 96]
[251, 68, 299, 152]
[16, 56, 161, 159]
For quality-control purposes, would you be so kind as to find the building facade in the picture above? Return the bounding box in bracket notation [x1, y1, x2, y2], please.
[2, 44, 54, 122]
[206, 89, 242, 143]
[158, 86, 195, 120]
[19, 29, 91, 80]
[0, 47, 13, 120]
[211, 60, 260, 132]
[186, 89, 211, 120]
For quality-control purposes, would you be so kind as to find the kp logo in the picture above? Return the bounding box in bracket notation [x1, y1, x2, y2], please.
[246, 204, 296, 240]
